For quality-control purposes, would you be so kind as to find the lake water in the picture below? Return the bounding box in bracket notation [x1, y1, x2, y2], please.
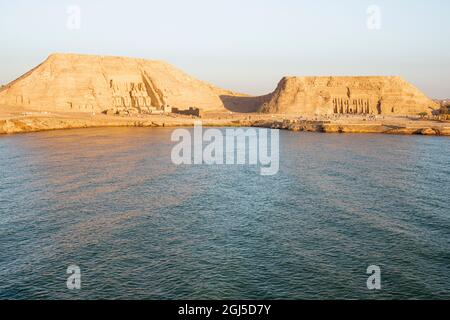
[0, 127, 449, 300]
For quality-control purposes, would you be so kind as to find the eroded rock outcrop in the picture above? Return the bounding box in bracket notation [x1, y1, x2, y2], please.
[0, 53, 242, 113]
[0, 55, 439, 117]
[259, 76, 438, 116]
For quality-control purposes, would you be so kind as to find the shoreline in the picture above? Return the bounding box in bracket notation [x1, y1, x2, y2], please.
[252, 119, 450, 136]
[1, 112, 449, 136]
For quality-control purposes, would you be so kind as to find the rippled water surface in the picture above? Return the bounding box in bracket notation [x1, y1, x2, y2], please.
[0, 128, 449, 299]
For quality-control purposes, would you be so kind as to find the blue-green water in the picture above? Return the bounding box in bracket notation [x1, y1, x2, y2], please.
[0, 128, 449, 300]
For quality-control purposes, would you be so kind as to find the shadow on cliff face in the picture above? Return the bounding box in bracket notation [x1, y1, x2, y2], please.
[220, 94, 272, 113]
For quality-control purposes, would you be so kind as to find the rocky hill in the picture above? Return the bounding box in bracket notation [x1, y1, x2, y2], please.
[258, 76, 438, 116]
[0, 53, 244, 114]
[0, 54, 439, 117]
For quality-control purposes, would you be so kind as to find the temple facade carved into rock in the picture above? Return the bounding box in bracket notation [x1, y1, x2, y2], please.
[0, 53, 239, 114]
[259, 76, 438, 116]
[331, 97, 379, 115]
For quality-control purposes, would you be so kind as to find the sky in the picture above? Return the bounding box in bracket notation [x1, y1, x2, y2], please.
[1, 0, 449, 98]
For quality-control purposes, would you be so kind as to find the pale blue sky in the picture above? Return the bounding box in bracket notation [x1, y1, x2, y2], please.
[1, 0, 449, 98]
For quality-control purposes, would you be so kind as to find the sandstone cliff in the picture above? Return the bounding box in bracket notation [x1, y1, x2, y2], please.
[0, 53, 243, 113]
[259, 76, 438, 116]
[0, 54, 439, 117]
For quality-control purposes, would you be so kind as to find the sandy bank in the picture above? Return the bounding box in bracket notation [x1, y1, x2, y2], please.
[0, 111, 253, 135]
[0, 111, 449, 136]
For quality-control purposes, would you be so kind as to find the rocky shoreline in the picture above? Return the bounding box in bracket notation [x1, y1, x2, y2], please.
[252, 119, 450, 136]
[1, 114, 449, 136]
